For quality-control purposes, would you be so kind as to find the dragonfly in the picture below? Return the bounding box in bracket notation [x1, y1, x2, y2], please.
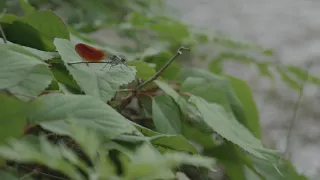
[67, 43, 131, 74]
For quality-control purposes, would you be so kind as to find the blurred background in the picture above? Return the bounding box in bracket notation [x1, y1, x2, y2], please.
[2, 0, 320, 179]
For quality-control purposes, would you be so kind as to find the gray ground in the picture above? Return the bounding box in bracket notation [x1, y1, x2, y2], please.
[166, 0, 320, 179]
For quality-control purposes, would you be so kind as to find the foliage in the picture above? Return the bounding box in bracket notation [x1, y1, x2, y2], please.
[0, 0, 311, 179]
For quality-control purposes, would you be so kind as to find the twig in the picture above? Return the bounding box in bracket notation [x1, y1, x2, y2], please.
[284, 60, 314, 159]
[136, 46, 190, 90]
[0, 9, 7, 43]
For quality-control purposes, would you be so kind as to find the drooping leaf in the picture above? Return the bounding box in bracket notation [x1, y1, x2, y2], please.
[54, 38, 136, 102]
[0, 48, 53, 100]
[224, 75, 261, 138]
[152, 94, 181, 134]
[28, 93, 138, 139]
[189, 95, 280, 172]
[179, 68, 257, 136]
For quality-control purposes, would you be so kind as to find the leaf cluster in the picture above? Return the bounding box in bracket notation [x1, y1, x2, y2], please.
[0, 1, 311, 180]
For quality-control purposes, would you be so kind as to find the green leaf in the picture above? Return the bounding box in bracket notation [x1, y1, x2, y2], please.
[50, 62, 81, 92]
[128, 61, 156, 80]
[0, 48, 53, 100]
[224, 75, 261, 138]
[133, 124, 198, 154]
[8, 64, 53, 101]
[188, 95, 280, 172]
[154, 80, 189, 114]
[180, 77, 231, 110]
[61, 121, 102, 162]
[0, 43, 58, 61]
[286, 65, 320, 86]
[19, 0, 36, 14]
[256, 62, 273, 79]
[179, 68, 259, 135]
[209, 59, 223, 74]
[152, 94, 181, 134]
[181, 122, 215, 149]
[1, 11, 69, 51]
[0, 136, 86, 180]
[204, 143, 247, 180]
[150, 134, 198, 154]
[54, 38, 136, 101]
[0, 94, 29, 144]
[124, 143, 215, 179]
[28, 93, 138, 139]
[251, 156, 308, 180]
[276, 66, 300, 91]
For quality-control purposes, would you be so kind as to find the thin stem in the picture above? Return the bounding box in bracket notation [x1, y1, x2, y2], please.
[284, 60, 314, 159]
[136, 46, 190, 90]
[0, 9, 7, 43]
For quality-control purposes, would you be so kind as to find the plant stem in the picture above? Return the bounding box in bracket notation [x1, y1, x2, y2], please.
[136, 46, 190, 90]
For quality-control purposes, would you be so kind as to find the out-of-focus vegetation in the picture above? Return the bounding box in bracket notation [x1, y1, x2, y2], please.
[0, 0, 316, 179]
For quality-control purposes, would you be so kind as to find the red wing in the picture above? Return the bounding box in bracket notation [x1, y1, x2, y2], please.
[75, 43, 105, 62]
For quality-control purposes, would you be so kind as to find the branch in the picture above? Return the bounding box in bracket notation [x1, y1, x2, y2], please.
[136, 46, 190, 90]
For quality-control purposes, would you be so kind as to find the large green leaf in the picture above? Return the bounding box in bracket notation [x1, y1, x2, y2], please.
[152, 94, 181, 134]
[179, 68, 256, 136]
[28, 93, 138, 139]
[1, 11, 69, 51]
[0, 48, 53, 100]
[188, 95, 280, 172]
[0, 136, 86, 180]
[54, 38, 136, 102]
[0, 94, 29, 145]
[224, 75, 261, 138]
